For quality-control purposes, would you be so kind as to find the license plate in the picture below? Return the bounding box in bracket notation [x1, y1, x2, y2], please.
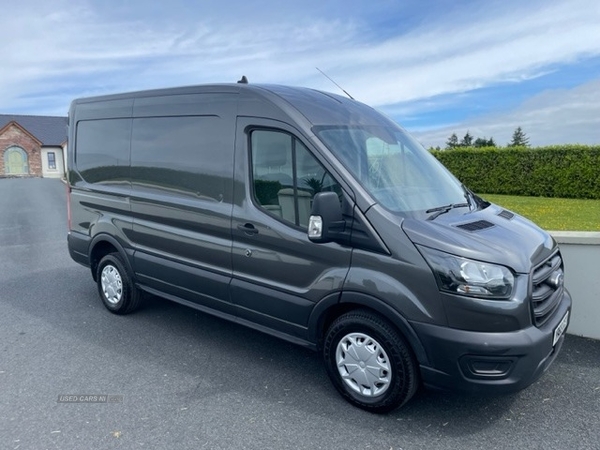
[553, 311, 569, 346]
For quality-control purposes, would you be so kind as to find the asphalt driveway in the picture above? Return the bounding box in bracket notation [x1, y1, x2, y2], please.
[0, 178, 598, 450]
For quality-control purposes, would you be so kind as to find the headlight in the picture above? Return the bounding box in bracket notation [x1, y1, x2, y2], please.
[418, 246, 514, 299]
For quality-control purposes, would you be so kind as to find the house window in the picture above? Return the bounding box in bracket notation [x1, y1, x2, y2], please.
[48, 152, 56, 170]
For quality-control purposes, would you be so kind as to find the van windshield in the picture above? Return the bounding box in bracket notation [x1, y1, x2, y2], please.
[314, 125, 469, 217]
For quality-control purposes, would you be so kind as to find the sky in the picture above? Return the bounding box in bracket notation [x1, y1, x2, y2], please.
[1, 0, 599, 148]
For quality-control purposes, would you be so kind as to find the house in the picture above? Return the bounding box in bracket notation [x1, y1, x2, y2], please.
[0, 114, 68, 178]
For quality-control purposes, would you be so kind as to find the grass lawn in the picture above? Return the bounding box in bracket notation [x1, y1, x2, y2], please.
[479, 194, 600, 232]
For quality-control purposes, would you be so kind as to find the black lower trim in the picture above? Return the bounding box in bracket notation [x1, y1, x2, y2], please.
[67, 231, 91, 267]
[138, 285, 315, 350]
[412, 289, 571, 393]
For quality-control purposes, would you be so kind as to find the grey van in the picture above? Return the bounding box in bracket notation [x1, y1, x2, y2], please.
[67, 82, 571, 413]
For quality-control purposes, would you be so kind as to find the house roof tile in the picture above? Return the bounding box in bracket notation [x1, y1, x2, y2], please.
[0, 114, 67, 146]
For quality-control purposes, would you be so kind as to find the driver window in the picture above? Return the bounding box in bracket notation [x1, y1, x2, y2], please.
[251, 129, 339, 228]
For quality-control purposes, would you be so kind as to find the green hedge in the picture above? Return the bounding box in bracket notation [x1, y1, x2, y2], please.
[431, 145, 600, 199]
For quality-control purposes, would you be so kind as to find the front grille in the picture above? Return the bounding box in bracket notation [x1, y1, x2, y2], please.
[531, 252, 564, 327]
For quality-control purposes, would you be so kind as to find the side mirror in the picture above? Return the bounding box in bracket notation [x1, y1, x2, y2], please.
[308, 192, 345, 243]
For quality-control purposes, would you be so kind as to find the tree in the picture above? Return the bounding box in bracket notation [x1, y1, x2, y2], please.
[446, 133, 459, 149]
[508, 127, 530, 147]
[446, 132, 498, 149]
[474, 137, 496, 148]
[460, 131, 474, 147]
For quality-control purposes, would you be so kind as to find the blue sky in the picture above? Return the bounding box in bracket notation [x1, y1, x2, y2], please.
[2, 0, 599, 148]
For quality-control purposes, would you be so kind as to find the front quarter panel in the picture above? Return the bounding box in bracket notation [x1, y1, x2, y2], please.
[344, 248, 446, 325]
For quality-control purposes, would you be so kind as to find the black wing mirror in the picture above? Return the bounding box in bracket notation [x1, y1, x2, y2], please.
[308, 192, 345, 243]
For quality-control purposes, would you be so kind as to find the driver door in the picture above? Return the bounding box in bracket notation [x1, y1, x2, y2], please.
[230, 117, 353, 340]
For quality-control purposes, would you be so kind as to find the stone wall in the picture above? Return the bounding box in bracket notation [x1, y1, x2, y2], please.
[0, 123, 42, 176]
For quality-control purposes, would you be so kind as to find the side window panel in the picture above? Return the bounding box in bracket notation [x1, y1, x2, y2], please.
[251, 129, 339, 228]
[76, 118, 131, 184]
[251, 130, 293, 215]
[130, 116, 228, 201]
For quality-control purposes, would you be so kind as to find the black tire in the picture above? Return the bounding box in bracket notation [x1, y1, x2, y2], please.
[96, 252, 142, 314]
[323, 309, 419, 413]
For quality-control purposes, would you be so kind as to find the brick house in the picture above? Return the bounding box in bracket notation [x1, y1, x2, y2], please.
[0, 114, 67, 178]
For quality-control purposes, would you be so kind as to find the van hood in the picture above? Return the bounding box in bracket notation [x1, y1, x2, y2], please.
[401, 204, 556, 274]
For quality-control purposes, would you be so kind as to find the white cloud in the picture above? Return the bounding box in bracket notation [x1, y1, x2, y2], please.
[1, 0, 599, 146]
[411, 78, 600, 148]
[339, 0, 600, 106]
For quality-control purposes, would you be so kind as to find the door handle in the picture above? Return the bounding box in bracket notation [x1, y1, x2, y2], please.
[237, 223, 259, 235]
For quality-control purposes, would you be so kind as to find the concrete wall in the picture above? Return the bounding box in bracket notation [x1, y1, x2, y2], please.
[552, 232, 600, 340]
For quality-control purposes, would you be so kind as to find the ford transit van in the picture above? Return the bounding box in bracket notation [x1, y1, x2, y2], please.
[67, 82, 571, 413]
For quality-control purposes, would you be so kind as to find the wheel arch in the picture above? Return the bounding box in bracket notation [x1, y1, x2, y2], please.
[308, 291, 430, 367]
[89, 234, 134, 282]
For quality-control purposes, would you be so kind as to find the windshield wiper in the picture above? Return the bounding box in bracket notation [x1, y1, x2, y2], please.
[426, 203, 469, 221]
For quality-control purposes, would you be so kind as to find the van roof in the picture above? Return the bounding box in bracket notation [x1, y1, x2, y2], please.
[71, 83, 393, 127]
[259, 84, 390, 126]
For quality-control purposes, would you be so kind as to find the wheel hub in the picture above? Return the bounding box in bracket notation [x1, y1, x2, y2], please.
[101, 265, 123, 305]
[335, 332, 391, 398]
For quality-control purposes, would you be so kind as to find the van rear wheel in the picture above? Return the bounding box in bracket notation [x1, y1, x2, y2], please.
[323, 310, 419, 413]
[96, 253, 141, 314]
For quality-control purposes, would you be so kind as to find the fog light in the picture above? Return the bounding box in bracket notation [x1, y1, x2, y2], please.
[460, 356, 516, 379]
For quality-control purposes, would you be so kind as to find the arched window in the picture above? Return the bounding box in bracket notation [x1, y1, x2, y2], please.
[4, 146, 29, 175]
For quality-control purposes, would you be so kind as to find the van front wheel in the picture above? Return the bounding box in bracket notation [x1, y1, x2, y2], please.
[323, 310, 419, 413]
[96, 253, 141, 314]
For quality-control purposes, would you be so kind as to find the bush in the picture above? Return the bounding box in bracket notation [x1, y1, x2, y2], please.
[431, 145, 600, 199]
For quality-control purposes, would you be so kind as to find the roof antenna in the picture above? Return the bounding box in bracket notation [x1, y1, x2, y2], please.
[237, 75, 248, 84]
[316, 67, 354, 100]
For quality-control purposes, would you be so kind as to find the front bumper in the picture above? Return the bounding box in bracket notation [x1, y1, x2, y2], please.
[411, 288, 572, 393]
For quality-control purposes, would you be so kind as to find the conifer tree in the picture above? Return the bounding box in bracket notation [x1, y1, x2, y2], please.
[508, 127, 530, 147]
[446, 133, 459, 149]
[460, 131, 474, 147]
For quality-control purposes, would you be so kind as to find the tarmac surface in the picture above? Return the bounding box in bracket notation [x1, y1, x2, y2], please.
[1, 177, 598, 449]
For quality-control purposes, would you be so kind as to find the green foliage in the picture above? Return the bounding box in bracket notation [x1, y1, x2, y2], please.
[302, 177, 324, 195]
[460, 131, 474, 147]
[474, 137, 496, 147]
[431, 145, 600, 199]
[445, 132, 495, 149]
[508, 126, 530, 147]
[446, 133, 459, 149]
